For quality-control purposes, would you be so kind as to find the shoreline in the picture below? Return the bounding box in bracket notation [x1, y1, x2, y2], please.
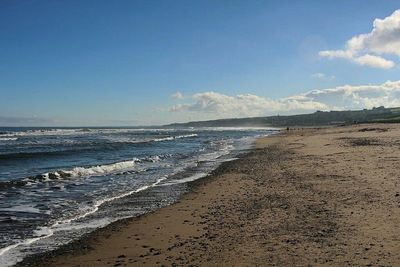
[17, 124, 400, 266]
[15, 143, 255, 267]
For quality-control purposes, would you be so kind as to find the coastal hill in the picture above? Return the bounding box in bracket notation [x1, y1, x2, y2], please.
[165, 106, 400, 128]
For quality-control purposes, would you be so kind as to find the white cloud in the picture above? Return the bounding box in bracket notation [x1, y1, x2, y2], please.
[319, 9, 400, 69]
[319, 50, 354, 60]
[169, 80, 400, 118]
[170, 91, 331, 118]
[171, 91, 184, 99]
[353, 54, 395, 69]
[298, 80, 400, 109]
[311, 72, 335, 81]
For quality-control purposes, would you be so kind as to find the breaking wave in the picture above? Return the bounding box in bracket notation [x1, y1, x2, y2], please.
[0, 154, 171, 190]
[0, 134, 198, 161]
[0, 138, 18, 141]
[153, 133, 198, 142]
[0, 176, 168, 263]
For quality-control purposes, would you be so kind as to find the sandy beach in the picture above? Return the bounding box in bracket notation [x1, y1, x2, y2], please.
[20, 123, 400, 266]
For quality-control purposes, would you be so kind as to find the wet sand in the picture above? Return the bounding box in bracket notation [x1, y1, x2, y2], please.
[20, 124, 400, 266]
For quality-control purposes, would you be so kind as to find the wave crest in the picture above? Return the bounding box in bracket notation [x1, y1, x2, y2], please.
[0, 154, 173, 190]
[153, 133, 197, 142]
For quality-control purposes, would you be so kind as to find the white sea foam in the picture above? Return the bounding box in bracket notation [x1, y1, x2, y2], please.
[175, 133, 198, 139]
[0, 127, 276, 138]
[105, 133, 198, 144]
[24, 158, 143, 183]
[161, 172, 208, 186]
[160, 139, 238, 187]
[0, 235, 52, 267]
[0, 129, 85, 137]
[153, 133, 198, 142]
[0, 128, 198, 138]
[0, 138, 18, 141]
[11, 155, 169, 189]
[61, 159, 140, 177]
[153, 136, 174, 142]
[0, 176, 168, 266]
[0, 128, 274, 267]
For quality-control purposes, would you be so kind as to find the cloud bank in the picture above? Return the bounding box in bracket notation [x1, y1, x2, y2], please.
[170, 80, 400, 118]
[319, 9, 400, 69]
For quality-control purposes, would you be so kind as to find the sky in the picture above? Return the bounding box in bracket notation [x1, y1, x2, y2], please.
[1, 0, 400, 126]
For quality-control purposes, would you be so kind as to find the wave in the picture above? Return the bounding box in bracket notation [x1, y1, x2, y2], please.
[0, 129, 88, 137]
[0, 176, 168, 264]
[104, 133, 197, 144]
[0, 154, 171, 190]
[45, 159, 140, 179]
[0, 128, 198, 138]
[175, 133, 198, 139]
[0, 134, 198, 160]
[2, 159, 139, 188]
[49, 154, 169, 178]
[153, 133, 198, 142]
[0, 138, 18, 142]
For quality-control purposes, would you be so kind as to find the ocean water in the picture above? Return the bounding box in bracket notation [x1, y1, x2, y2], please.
[0, 127, 277, 266]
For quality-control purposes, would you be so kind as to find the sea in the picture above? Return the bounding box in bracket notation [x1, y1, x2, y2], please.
[0, 126, 277, 266]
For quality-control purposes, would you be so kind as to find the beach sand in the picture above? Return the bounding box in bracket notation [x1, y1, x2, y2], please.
[21, 124, 400, 266]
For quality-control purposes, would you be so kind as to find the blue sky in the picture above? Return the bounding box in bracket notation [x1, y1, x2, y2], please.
[1, 0, 400, 126]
